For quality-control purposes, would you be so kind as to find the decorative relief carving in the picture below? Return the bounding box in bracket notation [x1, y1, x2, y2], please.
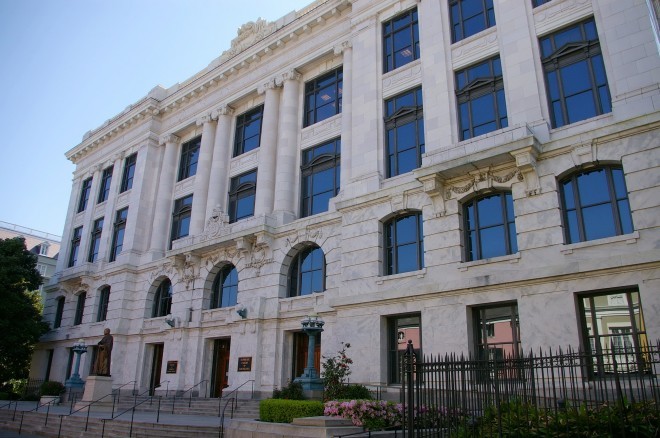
[383, 62, 422, 95]
[257, 77, 280, 94]
[159, 133, 180, 146]
[390, 193, 406, 212]
[174, 253, 200, 290]
[202, 206, 230, 241]
[277, 69, 301, 85]
[333, 40, 352, 55]
[204, 246, 240, 272]
[570, 142, 595, 167]
[218, 19, 277, 64]
[229, 150, 259, 174]
[445, 167, 523, 199]
[149, 261, 176, 282]
[212, 105, 234, 119]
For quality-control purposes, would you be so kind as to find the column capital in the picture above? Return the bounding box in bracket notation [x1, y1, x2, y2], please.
[276, 69, 301, 85]
[159, 133, 181, 146]
[196, 113, 215, 126]
[333, 40, 352, 55]
[257, 78, 281, 95]
[211, 105, 234, 119]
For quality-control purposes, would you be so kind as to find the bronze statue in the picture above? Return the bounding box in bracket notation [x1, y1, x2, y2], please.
[92, 328, 113, 376]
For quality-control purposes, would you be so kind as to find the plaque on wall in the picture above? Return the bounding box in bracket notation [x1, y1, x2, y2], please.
[237, 357, 252, 372]
[166, 361, 178, 374]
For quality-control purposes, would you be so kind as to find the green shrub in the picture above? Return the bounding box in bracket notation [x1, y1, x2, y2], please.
[272, 380, 305, 400]
[39, 381, 65, 396]
[0, 392, 9, 400]
[260, 399, 324, 423]
[338, 384, 372, 400]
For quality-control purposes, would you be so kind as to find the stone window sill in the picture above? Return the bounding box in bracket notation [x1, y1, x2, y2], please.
[376, 268, 426, 285]
[560, 231, 639, 255]
[458, 253, 520, 271]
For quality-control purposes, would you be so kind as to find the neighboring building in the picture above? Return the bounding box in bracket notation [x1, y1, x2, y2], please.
[0, 221, 61, 302]
[31, 0, 659, 399]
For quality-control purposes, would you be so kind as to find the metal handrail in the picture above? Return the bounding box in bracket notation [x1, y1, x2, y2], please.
[154, 379, 170, 397]
[172, 379, 208, 413]
[101, 394, 162, 437]
[55, 391, 117, 437]
[113, 380, 137, 396]
[218, 397, 236, 438]
[217, 379, 255, 416]
[17, 390, 66, 435]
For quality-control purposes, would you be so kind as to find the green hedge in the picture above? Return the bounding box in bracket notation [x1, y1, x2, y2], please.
[259, 399, 324, 423]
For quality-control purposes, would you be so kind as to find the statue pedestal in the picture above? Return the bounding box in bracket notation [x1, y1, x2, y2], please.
[75, 375, 114, 412]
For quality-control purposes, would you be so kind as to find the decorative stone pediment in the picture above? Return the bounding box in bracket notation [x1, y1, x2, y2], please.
[219, 18, 277, 64]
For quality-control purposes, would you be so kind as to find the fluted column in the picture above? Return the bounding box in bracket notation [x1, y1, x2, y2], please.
[190, 115, 217, 235]
[273, 69, 301, 218]
[336, 41, 353, 188]
[149, 134, 180, 256]
[254, 78, 281, 216]
[205, 105, 234, 221]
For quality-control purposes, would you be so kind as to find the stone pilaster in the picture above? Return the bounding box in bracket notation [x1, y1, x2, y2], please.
[255, 78, 282, 216]
[98, 153, 124, 261]
[336, 42, 352, 188]
[205, 105, 234, 222]
[190, 114, 217, 236]
[149, 134, 180, 257]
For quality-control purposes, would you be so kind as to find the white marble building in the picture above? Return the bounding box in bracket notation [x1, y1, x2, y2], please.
[31, 0, 660, 399]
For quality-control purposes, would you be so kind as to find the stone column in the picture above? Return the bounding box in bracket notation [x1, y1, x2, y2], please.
[98, 153, 124, 260]
[190, 114, 217, 236]
[273, 69, 301, 219]
[80, 166, 103, 262]
[56, 176, 85, 273]
[205, 105, 234, 221]
[254, 78, 281, 216]
[336, 41, 353, 188]
[149, 134, 180, 257]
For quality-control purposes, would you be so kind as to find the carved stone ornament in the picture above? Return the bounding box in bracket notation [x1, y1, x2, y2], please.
[149, 261, 176, 282]
[219, 18, 277, 64]
[419, 174, 446, 217]
[159, 133, 180, 146]
[175, 254, 200, 290]
[202, 206, 229, 241]
[245, 233, 273, 277]
[445, 168, 522, 199]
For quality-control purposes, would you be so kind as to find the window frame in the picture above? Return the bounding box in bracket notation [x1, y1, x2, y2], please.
[152, 279, 172, 318]
[177, 136, 201, 181]
[109, 207, 128, 262]
[68, 226, 83, 268]
[532, 0, 552, 6]
[211, 265, 239, 309]
[300, 139, 341, 218]
[449, 0, 496, 43]
[77, 177, 93, 213]
[233, 105, 264, 157]
[463, 191, 518, 261]
[120, 152, 137, 193]
[73, 292, 86, 326]
[97, 287, 110, 322]
[304, 68, 343, 127]
[385, 86, 425, 178]
[97, 166, 113, 204]
[383, 7, 420, 73]
[387, 314, 421, 384]
[87, 217, 104, 263]
[288, 245, 326, 297]
[170, 195, 193, 245]
[384, 212, 425, 276]
[53, 297, 65, 329]
[228, 170, 257, 223]
[473, 302, 521, 360]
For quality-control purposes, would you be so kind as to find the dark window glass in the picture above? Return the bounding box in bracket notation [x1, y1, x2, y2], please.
[456, 56, 507, 140]
[304, 68, 343, 127]
[560, 166, 633, 244]
[385, 87, 424, 177]
[384, 212, 424, 275]
[474, 303, 521, 360]
[87, 217, 104, 263]
[532, 0, 552, 6]
[228, 170, 257, 223]
[450, 0, 496, 43]
[579, 290, 649, 376]
[109, 207, 128, 262]
[152, 279, 172, 318]
[77, 178, 93, 213]
[301, 139, 341, 217]
[289, 246, 325, 297]
[68, 226, 83, 268]
[54, 297, 65, 329]
[383, 8, 420, 73]
[540, 18, 611, 128]
[97, 287, 110, 322]
[170, 195, 193, 245]
[74, 292, 86, 326]
[464, 192, 517, 261]
[211, 265, 238, 308]
[234, 105, 263, 156]
[120, 153, 137, 192]
[97, 166, 113, 203]
[178, 136, 201, 181]
[388, 314, 421, 384]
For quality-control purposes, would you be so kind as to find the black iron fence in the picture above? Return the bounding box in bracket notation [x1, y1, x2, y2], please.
[401, 340, 660, 437]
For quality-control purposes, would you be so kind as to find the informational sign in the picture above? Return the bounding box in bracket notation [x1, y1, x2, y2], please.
[166, 361, 178, 374]
[237, 357, 252, 372]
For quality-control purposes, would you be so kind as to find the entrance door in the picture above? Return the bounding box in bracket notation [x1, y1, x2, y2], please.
[149, 343, 164, 396]
[211, 339, 231, 398]
[291, 332, 321, 381]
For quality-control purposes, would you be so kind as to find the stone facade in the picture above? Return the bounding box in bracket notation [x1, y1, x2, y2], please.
[32, 0, 660, 400]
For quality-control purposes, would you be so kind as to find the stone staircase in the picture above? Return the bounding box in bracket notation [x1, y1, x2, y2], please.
[112, 395, 261, 419]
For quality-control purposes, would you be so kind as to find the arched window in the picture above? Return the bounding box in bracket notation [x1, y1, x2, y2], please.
[384, 212, 424, 275]
[559, 166, 633, 243]
[211, 265, 238, 308]
[289, 246, 325, 297]
[152, 279, 172, 318]
[463, 192, 517, 261]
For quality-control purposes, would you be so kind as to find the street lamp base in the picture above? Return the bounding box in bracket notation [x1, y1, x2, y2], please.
[65, 376, 85, 390]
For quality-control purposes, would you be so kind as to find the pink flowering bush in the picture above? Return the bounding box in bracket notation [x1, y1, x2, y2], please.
[324, 399, 403, 430]
[321, 342, 354, 401]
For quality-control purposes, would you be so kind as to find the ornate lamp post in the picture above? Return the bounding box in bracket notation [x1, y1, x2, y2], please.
[65, 339, 87, 390]
[294, 314, 324, 392]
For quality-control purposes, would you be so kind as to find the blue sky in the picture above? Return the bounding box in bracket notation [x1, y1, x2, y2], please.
[0, 0, 310, 237]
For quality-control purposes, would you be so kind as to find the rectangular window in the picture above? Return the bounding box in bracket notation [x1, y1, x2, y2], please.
[456, 56, 508, 140]
[74, 292, 86, 326]
[540, 18, 611, 128]
[120, 153, 137, 192]
[304, 67, 343, 127]
[474, 303, 521, 361]
[383, 8, 420, 73]
[109, 207, 128, 262]
[97, 166, 113, 203]
[77, 177, 92, 213]
[533, 0, 552, 7]
[178, 136, 201, 181]
[228, 170, 257, 223]
[54, 297, 65, 329]
[87, 217, 104, 263]
[301, 139, 341, 217]
[579, 290, 649, 376]
[385, 87, 425, 177]
[171, 195, 193, 244]
[388, 314, 421, 384]
[450, 0, 496, 43]
[97, 287, 110, 322]
[233, 105, 263, 156]
[36, 263, 47, 276]
[68, 226, 83, 267]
